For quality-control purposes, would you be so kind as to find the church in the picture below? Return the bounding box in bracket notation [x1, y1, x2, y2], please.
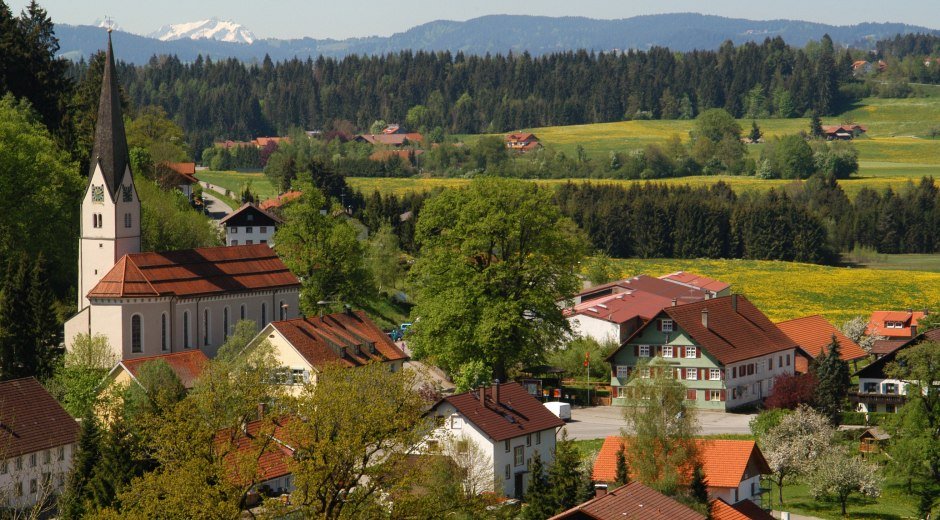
[64, 34, 300, 361]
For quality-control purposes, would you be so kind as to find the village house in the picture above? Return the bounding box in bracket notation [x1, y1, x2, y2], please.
[659, 271, 730, 298]
[775, 314, 868, 372]
[548, 482, 705, 520]
[606, 295, 805, 410]
[425, 382, 565, 499]
[0, 378, 80, 510]
[259, 190, 302, 211]
[566, 274, 717, 344]
[248, 309, 408, 390]
[63, 35, 301, 362]
[353, 132, 423, 147]
[220, 203, 283, 247]
[852, 327, 940, 413]
[821, 124, 867, 140]
[159, 162, 198, 200]
[102, 349, 209, 393]
[866, 308, 929, 339]
[710, 498, 776, 520]
[505, 133, 542, 152]
[219, 416, 295, 501]
[593, 437, 771, 506]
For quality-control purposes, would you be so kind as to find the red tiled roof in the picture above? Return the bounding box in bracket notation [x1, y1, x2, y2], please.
[369, 149, 424, 162]
[433, 382, 564, 442]
[593, 437, 770, 489]
[162, 162, 196, 175]
[577, 275, 709, 304]
[506, 133, 537, 142]
[218, 417, 293, 484]
[271, 310, 407, 369]
[569, 290, 688, 325]
[866, 310, 927, 338]
[355, 134, 410, 146]
[659, 271, 730, 293]
[0, 378, 79, 458]
[259, 190, 302, 210]
[549, 482, 705, 520]
[218, 202, 283, 226]
[657, 295, 799, 365]
[870, 339, 906, 355]
[120, 350, 209, 389]
[88, 244, 299, 299]
[711, 499, 774, 520]
[775, 315, 867, 361]
[252, 137, 288, 147]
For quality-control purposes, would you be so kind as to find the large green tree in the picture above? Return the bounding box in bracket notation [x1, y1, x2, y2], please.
[811, 336, 850, 424]
[274, 184, 375, 314]
[408, 177, 588, 381]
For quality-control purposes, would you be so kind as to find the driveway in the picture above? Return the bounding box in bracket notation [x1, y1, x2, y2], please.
[564, 406, 755, 440]
[199, 181, 234, 219]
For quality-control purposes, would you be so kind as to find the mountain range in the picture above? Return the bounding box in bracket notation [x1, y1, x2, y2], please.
[55, 13, 938, 64]
[148, 18, 256, 44]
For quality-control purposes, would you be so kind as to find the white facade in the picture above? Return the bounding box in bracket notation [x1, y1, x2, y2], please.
[709, 474, 763, 506]
[66, 289, 299, 361]
[226, 224, 276, 246]
[856, 377, 908, 413]
[0, 444, 74, 510]
[724, 349, 797, 408]
[427, 402, 557, 499]
[567, 314, 621, 345]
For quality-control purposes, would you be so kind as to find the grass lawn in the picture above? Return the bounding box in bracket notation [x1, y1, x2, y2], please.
[572, 438, 604, 463]
[843, 250, 940, 273]
[196, 170, 279, 201]
[770, 474, 917, 520]
[604, 258, 940, 324]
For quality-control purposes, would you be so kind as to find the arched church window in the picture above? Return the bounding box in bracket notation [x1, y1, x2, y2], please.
[240, 304, 246, 321]
[261, 303, 267, 325]
[203, 308, 210, 346]
[183, 311, 190, 348]
[131, 315, 142, 353]
[279, 301, 286, 321]
[124, 213, 132, 228]
[223, 307, 230, 340]
[161, 313, 168, 351]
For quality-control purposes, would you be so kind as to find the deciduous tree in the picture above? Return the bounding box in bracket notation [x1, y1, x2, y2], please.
[759, 405, 835, 504]
[806, 446, 881, 516]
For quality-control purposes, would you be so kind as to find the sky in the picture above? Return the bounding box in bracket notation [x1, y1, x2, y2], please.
[10, 0, 940, 40]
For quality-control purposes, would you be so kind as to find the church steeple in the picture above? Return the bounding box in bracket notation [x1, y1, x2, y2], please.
[90, 29, 130, 195]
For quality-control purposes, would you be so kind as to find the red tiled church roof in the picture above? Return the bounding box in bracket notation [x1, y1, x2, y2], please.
[593, 437, 770, 489]
[775, 315, 867, 361]
[271, 310, 407, 369]
[88, 244, 299, 299]
[0, 378, 79, 458]
[433, 382, 564, 442]
[549, 482, 705, 520]
[120, 350, 209, 389]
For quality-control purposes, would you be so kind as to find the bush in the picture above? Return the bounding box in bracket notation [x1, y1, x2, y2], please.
[841, 411, 866, 425]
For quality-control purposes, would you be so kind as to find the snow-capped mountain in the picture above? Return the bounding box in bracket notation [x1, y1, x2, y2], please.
[93, 18, 121, 32]
[148, 18, 255, 44]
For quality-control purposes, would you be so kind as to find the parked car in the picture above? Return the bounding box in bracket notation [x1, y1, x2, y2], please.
[544, 401, 571, 421]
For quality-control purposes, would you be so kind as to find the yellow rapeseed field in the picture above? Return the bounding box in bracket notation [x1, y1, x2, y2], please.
[605, 258, 940, 324]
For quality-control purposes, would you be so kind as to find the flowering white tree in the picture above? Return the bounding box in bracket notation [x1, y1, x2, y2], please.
[760, 405, 835, 504]
[841, 316, 882, 353]
[807, 446, 881, 516]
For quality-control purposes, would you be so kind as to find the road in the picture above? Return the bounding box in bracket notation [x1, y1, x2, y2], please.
[564, 405, 755, 439]
[199, 181, 234, 219]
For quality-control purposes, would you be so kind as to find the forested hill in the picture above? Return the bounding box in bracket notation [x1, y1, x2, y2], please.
[56, 13, 936, 63]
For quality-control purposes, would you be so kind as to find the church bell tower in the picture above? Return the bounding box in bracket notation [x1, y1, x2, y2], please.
[77, 30, 141, 310]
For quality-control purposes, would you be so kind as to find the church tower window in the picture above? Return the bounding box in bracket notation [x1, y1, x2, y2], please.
[124, 213, 132, 228]
[161, 313, 168, 351]
[183, 311, 190, 348]
[131, 315, 142, 353]
[261, 303, 267, 325]
[203, 308, 210, 346]
[223, 307, 230, 340]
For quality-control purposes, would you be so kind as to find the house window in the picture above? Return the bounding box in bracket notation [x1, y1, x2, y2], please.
[769, 357, 773, 370]
[505, 464, 511, 480]
[291, 368, 307, 384]
[57, 446, 64, 461]
[43, 450, 50, 464]
[450, 415, 462, 429]
[685, 368, 698, 380]
[15, 457, 22, 470]
[514, 446, 524, 466]
[709, 369, 721, 380]
[661, 319, 673, 333]
[685, 346, 697, 358]
[0, 461, 6, 474]
[260, 226, 268, 234]
[536, 431, 541, 445]
[223, 307, 230, 340]
[505, 440, 510, 453]
[884, 383, 897, 394]
[231, 240, 238, 246]
[124, 213, 132, 228]
[662, 345, 673, 358]
[30, 453, 36, 467]
[183, 311, 190, 348]
[247, 214, 254, 222]
[616, 365, 630, 379]
[863, 382, 877, 393]
[30, 478, 37, 494]
[246, 226, 253, 234]
[260, 239, 268, 244]
[246, 240, 253, 245]
[527, 434, 531, 447]
[203, 308, 210, 346]
[709, 389, 722, 401]
[131, 314, 142, 353]
[779, 355, 783, 367]
[230, 227, 238, 234]
[786, 354, 790, 366]
[617, 386, 626, 398]
[161, 313, 168, 351]
[639, 345, 650, 357]
[640, 367, 651, 379]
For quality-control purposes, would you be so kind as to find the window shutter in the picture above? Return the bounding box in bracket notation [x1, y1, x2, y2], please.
[732, 367, 737, 378]
[704, 390, 711, 401]
[687, 389, 696, 400]
[677, 347, 684, 359]
[696, 347, 701, 358]
[675, 368, 681, 380]
[699, 369, 704, 380]
[720, 390, 727, 401]
[634, 345, 639, 357]
[655, 345, 661, 356]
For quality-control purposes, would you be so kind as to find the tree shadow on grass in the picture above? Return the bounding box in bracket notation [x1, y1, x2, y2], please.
[785, 496, 902, 520]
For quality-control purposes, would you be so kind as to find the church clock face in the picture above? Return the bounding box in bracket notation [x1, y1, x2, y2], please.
[91, 185, 104, 204]
[122, 184, 133, 202]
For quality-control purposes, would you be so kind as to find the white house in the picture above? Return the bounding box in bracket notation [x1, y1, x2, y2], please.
[220, 203, 282, 247]
[425, 382, 565, 499]
[248, 309, 408, 390]
[853, 328, 940, 413]
[0, 378, 80, 510]
[63, 34, 300, 362]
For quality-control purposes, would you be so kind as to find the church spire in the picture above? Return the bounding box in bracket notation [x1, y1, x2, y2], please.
[90, 30, 130, 195]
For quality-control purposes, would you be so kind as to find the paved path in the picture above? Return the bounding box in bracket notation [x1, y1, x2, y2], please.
[199, 181, 234, 219]
[564, 405, 755, 440]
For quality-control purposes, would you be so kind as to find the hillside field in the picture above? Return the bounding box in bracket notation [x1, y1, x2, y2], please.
[604, 258, 940, 324]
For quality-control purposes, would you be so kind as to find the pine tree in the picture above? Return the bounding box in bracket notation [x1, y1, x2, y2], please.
[59, 410, 101, 519]
[89, 418, 146, 510]
[810, 111, 824, 139]
[548, 429, 588, 511]
[615, 445, 630, 486]
[0, 255, 30, 379]
[812, 335, 851, 424]
[689, 462, 709, 505]
[749, 121, 763, 143]
[28, 253, 60, 381]
[521, 450, 555, 520]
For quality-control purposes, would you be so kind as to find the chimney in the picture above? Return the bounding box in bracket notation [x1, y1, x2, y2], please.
[344, 304, 354, 316]
[478, 386, 486, 404]
[701, 308, 709, 329]
[257, 402, 267, 420]
[671, 298, 677, 307]
[906, 308, 913, 314]
[492, 380, 500, 404]
[732, 294, 738, 313]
